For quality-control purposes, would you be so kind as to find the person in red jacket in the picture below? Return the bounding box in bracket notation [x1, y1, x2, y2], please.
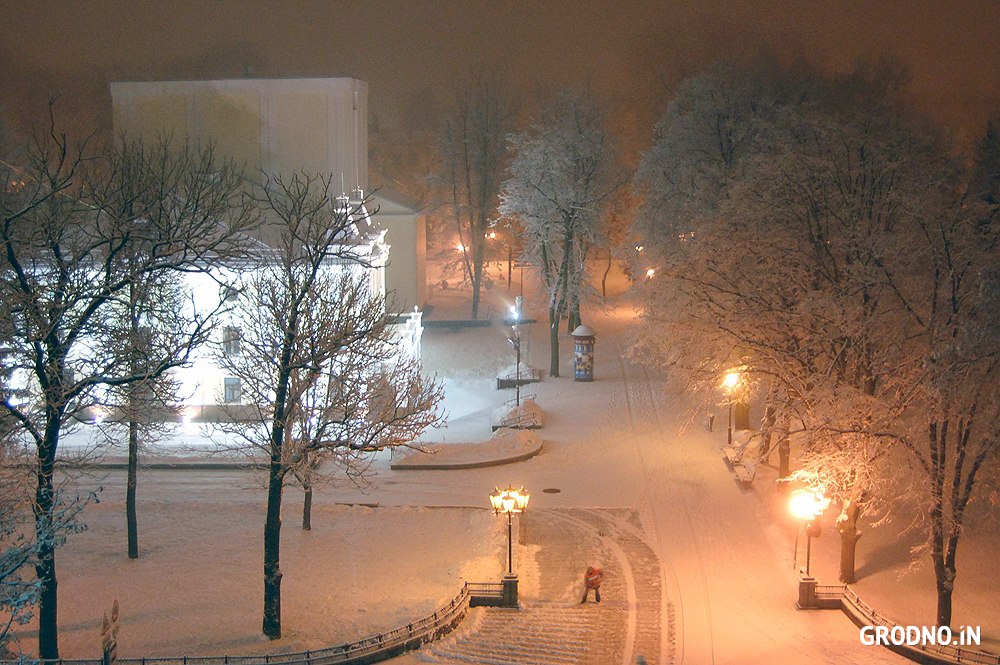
[582, 565, 603, 603]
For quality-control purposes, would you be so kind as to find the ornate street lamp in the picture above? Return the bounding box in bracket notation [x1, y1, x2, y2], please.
[490, 485, 529, 576]
[722, 370, 741, 446]
[789, 488, 830, 575]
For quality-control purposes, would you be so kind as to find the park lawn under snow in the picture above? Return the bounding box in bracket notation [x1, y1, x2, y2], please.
[9, 488, 504, 658]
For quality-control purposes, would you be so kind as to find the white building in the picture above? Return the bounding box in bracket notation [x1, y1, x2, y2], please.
[111, 77, 426, 314]
[102, 77, 422, 421]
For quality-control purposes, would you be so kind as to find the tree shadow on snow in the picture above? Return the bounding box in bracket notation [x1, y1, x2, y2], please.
[853, 528, 925, 581]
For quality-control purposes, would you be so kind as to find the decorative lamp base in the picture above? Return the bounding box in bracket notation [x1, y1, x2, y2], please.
[502, 575, 519, 608]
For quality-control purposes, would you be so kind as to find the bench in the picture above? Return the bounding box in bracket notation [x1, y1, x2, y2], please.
[733, 459, 757, 485]
[722, 431, 753, 465]
[496, 364, 542, 389]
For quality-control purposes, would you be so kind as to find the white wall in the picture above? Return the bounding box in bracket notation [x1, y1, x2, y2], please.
[111, 77, 368, 193]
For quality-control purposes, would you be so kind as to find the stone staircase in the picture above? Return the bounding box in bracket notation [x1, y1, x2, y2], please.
[417, 508, 668, 665]
[580, 510, 665, 662]
[425, 604, 595, 664]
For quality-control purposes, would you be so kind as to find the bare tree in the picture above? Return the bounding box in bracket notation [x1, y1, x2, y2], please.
[0, 439, 89, 657]
[438, 73, 515, 319]
[0, 118, 257, 659]
[211, 173, 444, 639]
[97, 268, 188, 559]
[501, 91, 620, 376]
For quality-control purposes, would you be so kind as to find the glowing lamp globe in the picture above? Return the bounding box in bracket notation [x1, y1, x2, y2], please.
[490, 486, 529, 514]
[722, 371, 740, 391]
[789, 488, 830, 522]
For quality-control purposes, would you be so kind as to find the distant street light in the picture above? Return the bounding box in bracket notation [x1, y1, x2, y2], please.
[722, 370, 741, 446]
[508, 296, 524, 406]
[490, 485, 529, 576]
[789, 488, 830, 575]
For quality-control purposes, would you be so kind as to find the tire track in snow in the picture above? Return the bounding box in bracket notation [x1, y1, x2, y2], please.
[610, 333, 712, 665]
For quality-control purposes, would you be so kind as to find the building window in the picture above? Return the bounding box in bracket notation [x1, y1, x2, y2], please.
[222, 326, 242, 356]
[223, 377, 242, 403]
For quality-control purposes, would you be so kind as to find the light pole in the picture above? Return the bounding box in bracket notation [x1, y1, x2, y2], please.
[490, 485, 529, 576]
[508, 297, 523, 407]
[722, 370, 741, 446]
[789, 488, 830, 575]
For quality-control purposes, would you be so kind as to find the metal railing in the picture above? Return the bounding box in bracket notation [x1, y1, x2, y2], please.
[496, 411, 539, 429]
[466, 582, 503, 598]
[467, 581, 505, 607]
[840, 586, 1000, 665]
[815, 584, 847, 600]
[502, 393, 536, 408]
[4, 583, 478, 665]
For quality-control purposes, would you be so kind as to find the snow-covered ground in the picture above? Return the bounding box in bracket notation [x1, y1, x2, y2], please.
[7, 266, 998, 664]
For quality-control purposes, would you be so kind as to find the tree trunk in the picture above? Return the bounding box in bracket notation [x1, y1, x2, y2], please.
[35, 535, 58, 660]
[549, 306, 560, 378]
[929, 419, 953, 627]
[36, 413, 62, 659]
[302, 483, 312, 531]
[936, 575, 954, 627]
[778, 432, 790, 479]
[262, 458, 284, 639]
[507, 245, 513, 291]
[127, 419, 139, 559]
[601, 253, 611, 299]
[838, 502, 862, 583]
[470, 282, 481, 320]
[758, 401, 776, 462]
[567, 299, 581, 334]
[470, 237, 486, 320]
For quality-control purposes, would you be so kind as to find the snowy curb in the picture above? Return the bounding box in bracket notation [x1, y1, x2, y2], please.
[390, 429, 543, 470]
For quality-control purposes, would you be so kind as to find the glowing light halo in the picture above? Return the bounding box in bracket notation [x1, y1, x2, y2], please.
[722, 371, 741, 390]
[789, 488, 830, 522]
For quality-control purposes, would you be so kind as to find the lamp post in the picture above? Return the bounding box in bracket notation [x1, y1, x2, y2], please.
[508, 297, 523, 407]
[490, 485, 529, 576]
[789, 488, 830, 575]
[722, 371, 741, 446]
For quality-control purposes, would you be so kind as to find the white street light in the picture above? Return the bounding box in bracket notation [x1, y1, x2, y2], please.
[789, 488, 830, 575]
[722, 370, 741, 446]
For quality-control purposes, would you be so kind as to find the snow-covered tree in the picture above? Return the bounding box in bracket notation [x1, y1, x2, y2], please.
[877, 172, 999, 625]
[438, 72, 515, 319]
[500, 91, 620, 376]
[211, 173, 444, 640]
[630, 60, 814, 428]
[632, 60, 1000, 612]
[968, 117, 1000, 237]
[0, 118, 257, 659]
